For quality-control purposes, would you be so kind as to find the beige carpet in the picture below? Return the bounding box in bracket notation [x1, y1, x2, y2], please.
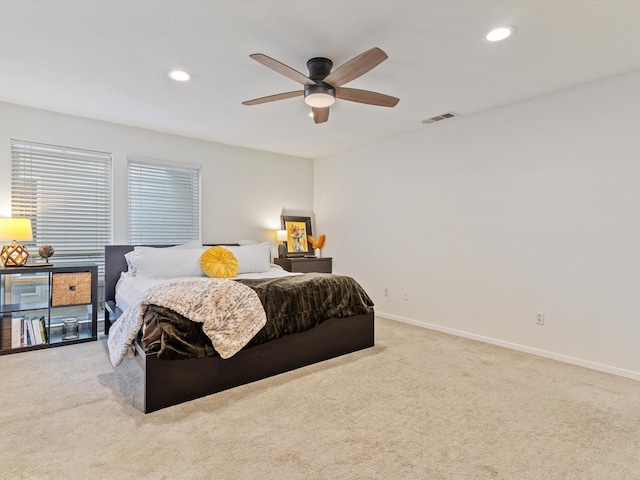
[1, 316, 639, 479]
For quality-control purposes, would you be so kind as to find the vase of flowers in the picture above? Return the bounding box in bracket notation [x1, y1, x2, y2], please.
[307, 234, 326, 258]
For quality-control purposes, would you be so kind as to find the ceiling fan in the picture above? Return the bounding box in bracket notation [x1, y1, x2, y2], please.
[242, 47, 399, 124]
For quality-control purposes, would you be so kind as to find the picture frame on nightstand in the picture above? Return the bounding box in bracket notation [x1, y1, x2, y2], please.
[281, 215, 312, 257]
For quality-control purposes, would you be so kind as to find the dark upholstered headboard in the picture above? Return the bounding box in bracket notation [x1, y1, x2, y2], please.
[105, 245, 138, 303]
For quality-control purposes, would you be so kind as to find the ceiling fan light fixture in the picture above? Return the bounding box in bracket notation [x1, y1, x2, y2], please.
[304, 92, 335, 108]
[243, 48, 397, 123]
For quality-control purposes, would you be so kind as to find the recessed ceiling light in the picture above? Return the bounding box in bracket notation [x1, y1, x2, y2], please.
[485, 26, 515, 42]
[168, 70, 191, 82]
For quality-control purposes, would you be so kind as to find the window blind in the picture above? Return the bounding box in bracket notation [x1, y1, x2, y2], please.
[10, 139, 112, 272]
[128, 157, 200, 244]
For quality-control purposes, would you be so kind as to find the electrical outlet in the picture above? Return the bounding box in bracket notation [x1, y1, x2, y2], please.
[384, 288, 389, 297]
[403, 290, 409, 301]
[536, 312, 544, 325]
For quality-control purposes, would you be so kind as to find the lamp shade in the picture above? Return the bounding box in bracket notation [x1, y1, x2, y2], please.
[0, 218, 33, 267]
[0, 218, 33, 242]
[276, 229, 288, 242]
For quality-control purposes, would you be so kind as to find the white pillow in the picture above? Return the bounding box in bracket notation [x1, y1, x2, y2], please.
[126, 241, 204, 277]
[134, 247, 205, 278]
[124, 251, 137, 275]
[224, 242, 272, 274]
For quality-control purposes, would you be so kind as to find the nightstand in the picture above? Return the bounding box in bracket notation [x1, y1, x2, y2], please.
[274, 257, 332, 273]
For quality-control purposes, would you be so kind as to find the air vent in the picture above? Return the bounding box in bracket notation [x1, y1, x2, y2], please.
[421, 112, 459, 125]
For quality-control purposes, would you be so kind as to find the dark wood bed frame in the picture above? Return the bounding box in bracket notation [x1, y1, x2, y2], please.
[104, 245, 375, 413]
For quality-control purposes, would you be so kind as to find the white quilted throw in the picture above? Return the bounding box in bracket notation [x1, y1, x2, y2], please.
[108, 278, 266, 366]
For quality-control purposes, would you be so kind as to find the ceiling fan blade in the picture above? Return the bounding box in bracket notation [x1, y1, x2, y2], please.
[323, 47, 388, 88]
[242, 90, 303, 106]
[249, 53, 316, 86]
[336, 87, 399, 107]
[312, 107, 330, 124]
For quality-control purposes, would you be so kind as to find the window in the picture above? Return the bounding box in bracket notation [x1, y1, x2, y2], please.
[10, 139, 112, 272]
[128, 157, 200, 244]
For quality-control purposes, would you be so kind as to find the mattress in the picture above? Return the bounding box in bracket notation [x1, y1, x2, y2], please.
[115, 265, 296, 312]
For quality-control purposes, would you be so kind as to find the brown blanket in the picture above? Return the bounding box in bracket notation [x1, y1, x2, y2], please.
[142, 273, 374, 360]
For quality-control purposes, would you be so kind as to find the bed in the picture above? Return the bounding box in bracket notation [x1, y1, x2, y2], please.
[104, 244, 375, 413]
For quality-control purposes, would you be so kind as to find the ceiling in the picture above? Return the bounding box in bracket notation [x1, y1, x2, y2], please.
[1, 1, 640, 159]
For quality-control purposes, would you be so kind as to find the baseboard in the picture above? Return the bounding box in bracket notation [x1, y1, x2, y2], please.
[377, 311, 640, 382]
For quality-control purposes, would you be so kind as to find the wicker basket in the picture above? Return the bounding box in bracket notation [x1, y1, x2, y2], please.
[51, 272, 92, 306]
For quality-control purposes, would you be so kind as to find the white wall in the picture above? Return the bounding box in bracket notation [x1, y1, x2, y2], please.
[314, 69, 640, 380]
[0, 101, 313, 245]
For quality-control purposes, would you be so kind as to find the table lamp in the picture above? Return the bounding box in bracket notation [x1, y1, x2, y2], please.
[0, 218, 33, 267]
[276, 229, 288, 258]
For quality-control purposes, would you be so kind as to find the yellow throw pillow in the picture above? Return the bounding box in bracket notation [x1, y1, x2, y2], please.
[200, 246, 239, 278]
